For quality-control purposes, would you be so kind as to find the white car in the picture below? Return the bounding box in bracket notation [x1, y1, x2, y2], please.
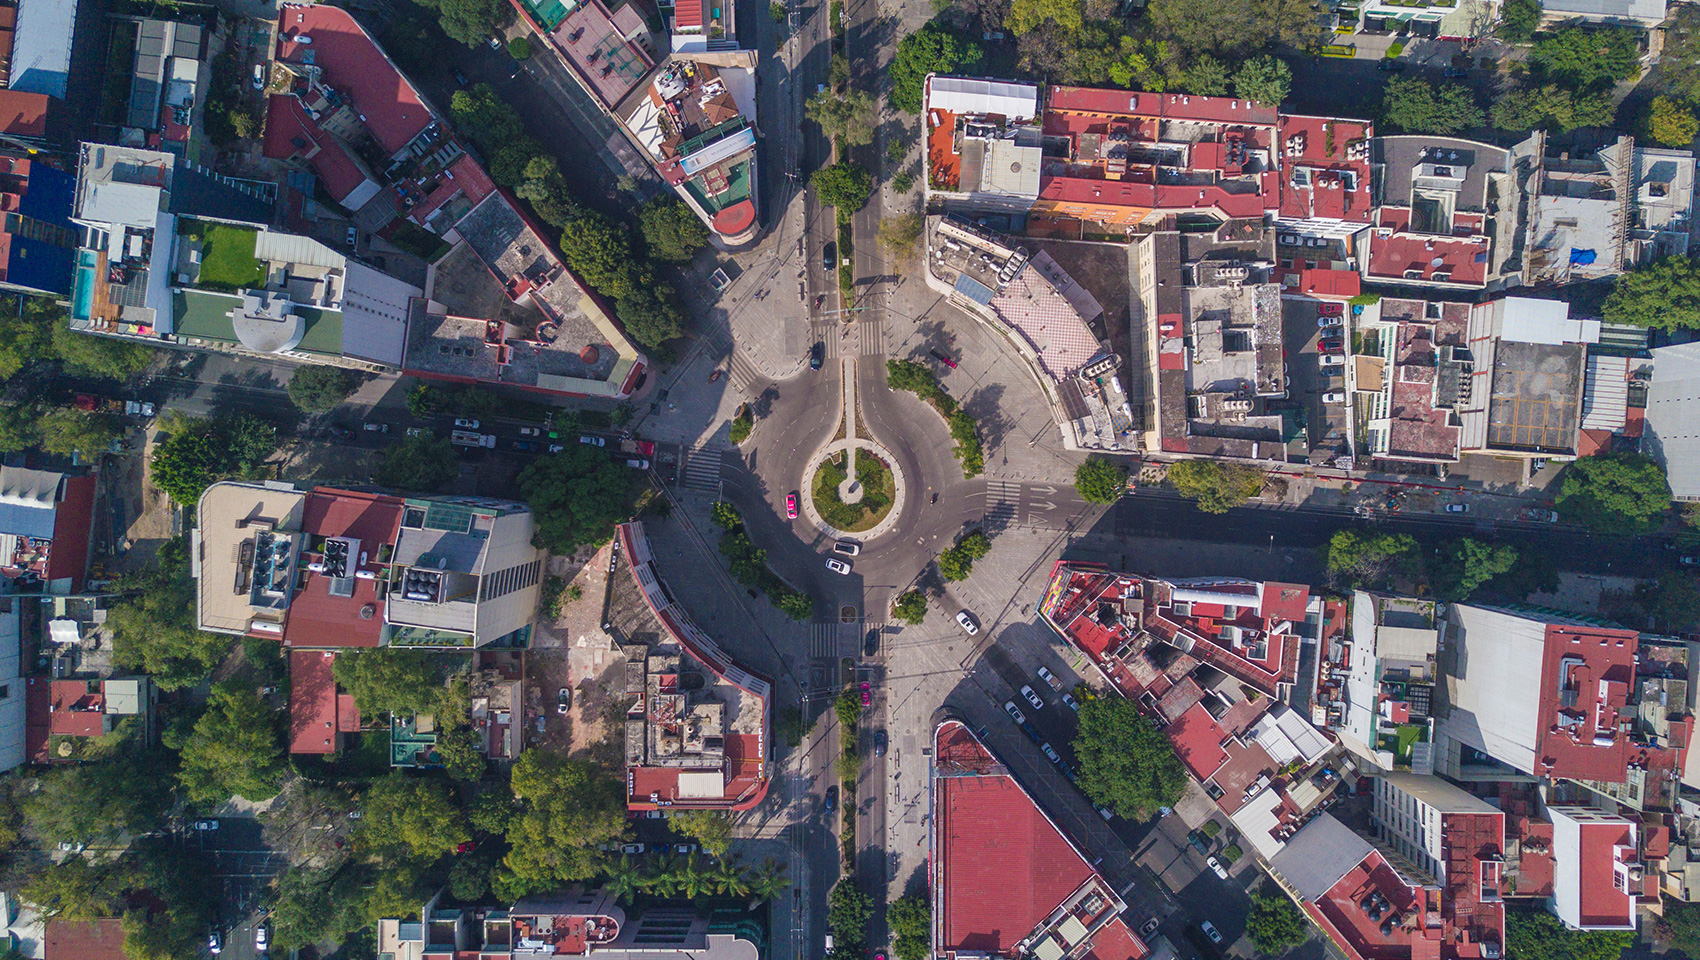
[580, 435, 606, 447]
[208, 931, 223, 954]
[405, 427, 428, 437]
[194, 820, 220, 831]
[1040, 742, 1061, 763]
[1445, 503, 1469, 513]
[1321, 391, 1346, 404]
[832, 540, 861, 556]
[955, 611, 979, 635]
[1207, 857, 1230, 880]
[548, 444, 565, 453]
[1036, 666, 1061, 689]
[825, 558, 851, 575]
[363, 422, 388, 433]
[1316, 314, 1344, 328]
[251, 64, 265, 90]
[518, 426, 541, 436]
[1319, 353, 1345, 366]
[1004, 700, 1026, 725]
[1200, 920, 1223, 943]
[453, 418, 480, 429]
[255, 924, 269, 951]
[1062, 693, 1081, 712]
[1020, 685, 1045, 710]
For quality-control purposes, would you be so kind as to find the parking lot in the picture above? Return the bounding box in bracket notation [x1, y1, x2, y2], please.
[1279, 287, 1351, 465]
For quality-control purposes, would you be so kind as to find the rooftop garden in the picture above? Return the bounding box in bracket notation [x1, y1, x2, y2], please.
[181, 221, 264, 291]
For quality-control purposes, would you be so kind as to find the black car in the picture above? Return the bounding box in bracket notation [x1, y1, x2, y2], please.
[810, 342, 824, 370]
[824, 785, 838, 813]
[874, 729, 887, 757]
[329, 424, 355, 441]
[1377, 58, 1405, 72]
[822, 243, 836, 271]
[863, 629, 879, 657]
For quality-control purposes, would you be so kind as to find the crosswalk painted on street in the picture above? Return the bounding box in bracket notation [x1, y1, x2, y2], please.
[984, 478, 1022, 524]
[810, 619, 883, 659]
[680, 447, 725, 492]
[810, 622, 841, 659]
[858, 319, 887, 357]
[727, 350, 763, 393]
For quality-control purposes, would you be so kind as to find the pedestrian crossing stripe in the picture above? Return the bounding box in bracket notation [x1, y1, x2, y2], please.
[681, 448, 723, 491]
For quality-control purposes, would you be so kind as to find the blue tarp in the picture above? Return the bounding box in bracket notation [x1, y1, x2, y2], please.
[1570, 248, 1598, 266]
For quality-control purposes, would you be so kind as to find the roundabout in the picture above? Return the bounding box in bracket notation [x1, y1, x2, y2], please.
[802, 438, 906, 540]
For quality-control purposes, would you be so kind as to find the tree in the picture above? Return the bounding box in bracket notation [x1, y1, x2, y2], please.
[24, 757, 173, 845]
[672, 810, 734, 858]
[938, 530, 991, 582]
[0, 299, 51, 379]
[729, 404, 754, 444]
[120, 841, 218, 960]
[470, 783, 519, 835]
[21, 857, 127, 919]
[50, 315, 156, 379]
[1646, 96, 1699, 146]
[1499, 0, 1541, 42]
[436, 725, 486, 781]
[1663, 897, 1700, 957]
[172, 683, 285, 804]
[1167, 460, 1264, 513]
[286, 365, 359, 413]
[508, 35, 531, 58]
[1641, 575, 1700, 633]
[423, 0, 512, 47]
[1072, 697, 1186, 819]
[889, 895, 931, 960]
[828, 880, 874, 949]
[503, 751, 628, 892]
[812, 162, 873, 212]
[1324, 529, 1419, 590]
[451, 85, 524, 143]
[890, 26, 984, 112]
[517, 156, 580, 228]
[617, 276, 687, 350]
[1505, 904, 1634, 960]
[149, 411, 277, 505]
[808, 89, 879, 148]
[1147, 0, 1323, 58]
[559, 211, 638, 299]
[893, 590, 927, 625]
[1005, 0, 1082, 33]
[1528, 26, 1642, 87]
[358, 774, 469, 863]
[518, 445, 637, 553]
[744, 858, 790, 901]
[1603, 256, 1700, 332]
[1232, 56, 1290, 107]
[373, 433, 460, 492]
[638, 198, 710, 263]
[1430, 538, 1518, 602]
[1074, 456, 1126, 504]
[877, 214, 923, 258]
[1183, 55, 1232, 95]
[1491, 84, 1614, 132]
[1246, 889, 1307, 953]
[1555, 453, 1671, 534]
[333, 648, 450, 718]
[36, 409, 121, 459]
[1381, 77, 1484, 135]
[108, 538, 230, 690]
[268, 867, 363, 952]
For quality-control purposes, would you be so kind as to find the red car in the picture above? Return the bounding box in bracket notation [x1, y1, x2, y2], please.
[1318, 338, 1345, 354]
[786, 493, 799, 519]
[929, 349, 958, 369]
[860, 681, 872, 706]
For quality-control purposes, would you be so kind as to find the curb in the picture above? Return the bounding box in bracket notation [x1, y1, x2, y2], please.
[799, 438, 908, 542]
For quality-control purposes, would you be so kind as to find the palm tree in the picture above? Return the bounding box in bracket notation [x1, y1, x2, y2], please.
[646, 852, 685, 898]
[603, 855, 645, 903]
[743, 858, 791, 904]
[678, 854, 718, 900]
[712, 856, 750, 897]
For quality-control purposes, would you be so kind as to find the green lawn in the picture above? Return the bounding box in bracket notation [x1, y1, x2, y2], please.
[184, 222, 264, 290]
[812, 449, 894, 532]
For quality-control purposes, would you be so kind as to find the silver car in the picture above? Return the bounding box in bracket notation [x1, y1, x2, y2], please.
[955, 611, 979, 635]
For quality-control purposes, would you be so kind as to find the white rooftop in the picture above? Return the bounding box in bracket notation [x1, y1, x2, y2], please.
[927, 75, 1040, 121]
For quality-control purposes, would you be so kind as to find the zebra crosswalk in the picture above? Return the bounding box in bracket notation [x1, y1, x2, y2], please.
[726, 350, 763, 393]
[858, 319, 887, 357]
[810, 620, 884, 659]
[680, 447, 725, 492]
[984, 478, 1022, 524]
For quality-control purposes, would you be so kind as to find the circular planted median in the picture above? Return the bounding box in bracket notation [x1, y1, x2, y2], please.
[810, 446, 895, 533]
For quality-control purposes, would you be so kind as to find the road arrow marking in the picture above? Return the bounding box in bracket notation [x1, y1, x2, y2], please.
[1034, 501, 1058, 511]
[1030, 485, 1057, 495]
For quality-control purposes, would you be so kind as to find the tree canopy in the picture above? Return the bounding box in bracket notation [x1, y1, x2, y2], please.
[1506, 905, 1634, 960]
[559, 211, 639, 300]
[670, 810, 733, 857]
[170, 682, 285, 805]
[938, 530, 992, 582]
[1555, 453, 1671, 534]
[23, 756, 174, 845]
[890, 26, 983, 113]
[1145, 0, 1324, 58]
[501, 751, 628, 893]
[373, 433, 460, 493]
[1071, 697, 1186, 819]
[1528, 26, 1642, 88]
[517, 445, 637, 553]
[358, 774, 470, 863]
[1232, 56, 1291, 107]
[149, 411, 277, 505]
[286, 365, 359, 413]
[1381, 78, 1484, 135]
[1491, 84, 1614, 133]
[414, 0, 510, 47]
[1074, 456, 1126, 504]
[333, 648, 454, 718]
[1246, 889, 1308, 954]
[808, 89, 879, 148]
[1323, 529, 1419, 590]
[637, 198, 710, 264]
[1646, 96, 1699, 147]
[108, 537, 230, 690]
[893, 590, 927, 625]
[1167, 460, 1264, 513]
[1602, 255, 1700, 331]
[889, 895, 931, 960]
[813, 162, 873, 212]
[1430, 538, 1518, 602]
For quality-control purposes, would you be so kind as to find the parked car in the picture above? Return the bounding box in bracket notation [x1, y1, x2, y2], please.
[929, 349, 958, 369]
[194, 820, 219, 831]
[833, 540, 861, 556]
[1316, 314, 1344, 329]
[1319, 353, 1345, 367]
[518, 426, 541, 436]
[580, 435, 605, 447]
[256, 924, 270, 952]
[548, 444, 565, 453]
[860, 681, 871, 706]
[825, 558, 851, 575]
[621, 842, 644, 854]
[329, 424, 355, 440]
[864, 629, 879, 657]
[674, 844, 697, 854]
[252, 64, 265, 89]
[1061, 692, 1081, 712]
[874, 729, 887, 757]
[822, 242, 836, 271]
[1140, 918, 1161, 938]
[1036, 666, 1061, 690]
[346, 226, 359, 249]
[1207, 856, 1230, 880]
[786, 492, 799, 519]
[1020, 685, 1045, 710]
[56, 841, 85, 852]
[1199, 921, 1223, 944]
[512, 440, 538, 452]
[1019, 720, 1042, 743]
[1318, 302, 1344, 316]
[454, 418, 480, 428]
[1321, 391, 1346, 404]
[208, 931, 223, 954]
[1444, 64, 1469, 78]
[1095, 803, 1114, 821]
[1682, 556, 1700, 566]
[1377, 57, 1406, 72]
[1187, 830, 1211, 854]
[625, 459, 651, 470]
[1040, 742, 1061, 763]
[405, 426, 428, 437]
[824, 786, 838, 812]
[1004, 700, 1027, 725]
[557, 687, 571, 714]
[956, 611, 979, 635]
[1318, 338, 1345, 354]
[363, 422, 388, 433]
[1445, 503, 1470, 513]
[810, 342, 824, 370]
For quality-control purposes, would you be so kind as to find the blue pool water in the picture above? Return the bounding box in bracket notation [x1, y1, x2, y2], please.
[71, 250, 96, 320]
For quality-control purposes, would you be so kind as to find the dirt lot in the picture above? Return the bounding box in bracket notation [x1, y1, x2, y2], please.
[525, 542, 628, 761]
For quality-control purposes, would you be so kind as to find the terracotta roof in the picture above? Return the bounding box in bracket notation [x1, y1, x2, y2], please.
[276, 4, 431, 154]
[45, 918, 127, 960]
[280, 488, 404, 648]
[289, 649, 361, 754]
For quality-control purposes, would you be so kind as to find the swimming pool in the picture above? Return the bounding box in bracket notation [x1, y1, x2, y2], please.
[70, 249, 97, 321]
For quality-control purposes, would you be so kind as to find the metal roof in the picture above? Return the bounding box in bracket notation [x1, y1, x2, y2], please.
[927, 76, 1040, 121]
[9, 0, 76, 99]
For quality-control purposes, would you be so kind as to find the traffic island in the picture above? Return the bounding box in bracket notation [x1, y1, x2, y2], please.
[802, 439, 906, 540]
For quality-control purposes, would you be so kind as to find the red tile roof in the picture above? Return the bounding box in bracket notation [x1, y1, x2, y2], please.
[1047, 86, 1280, 126]
[276, 4, 431, 154]
[1079, 917, 1149, 960]
[290, 649, 361, 754]
[48, 679, 106, 738]
[44, 918, 127, 960]
[1367, 220, 1490, 287]
[674, 0, 703, 28]
[262, 94, 372, 203]
[1165, 702, 1229, 780]
[43, 473, 94, 591]
[935, 720, 1096, 957]
[281, 488, 404, 648]
[1534, 625, 1637, 782]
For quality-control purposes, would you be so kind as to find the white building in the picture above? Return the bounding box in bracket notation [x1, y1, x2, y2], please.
[1548, 806, 1640, 931]
[1647, 341, 1700, 502]
[1371, 772, 1504, 889]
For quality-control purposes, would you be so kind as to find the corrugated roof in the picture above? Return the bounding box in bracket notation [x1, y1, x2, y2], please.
[0, 465, 60, 539]
[928, 76, 1040, 121]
